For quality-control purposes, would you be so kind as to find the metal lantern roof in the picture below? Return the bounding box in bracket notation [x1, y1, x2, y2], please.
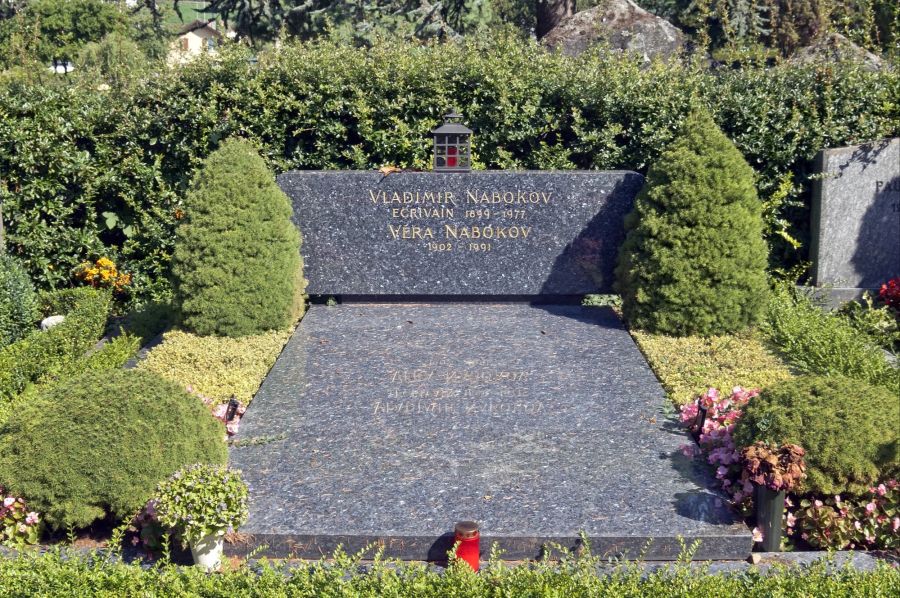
[431, 110, 473, 135]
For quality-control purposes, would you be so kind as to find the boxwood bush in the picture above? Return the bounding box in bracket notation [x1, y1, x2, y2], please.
[0, 549, 897, 596]
[0, 369, 227, 529]
[616, 109, 769, 336]
[1, 37, 897, 301]
[172, 138, 306, 337]
[733, 375, 899, 495]
[0, 253, 38, 349]
[0, 287, 110, 404]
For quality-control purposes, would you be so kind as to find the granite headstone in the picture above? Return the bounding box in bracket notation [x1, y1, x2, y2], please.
[278, 171, 643, 296]
[811, 138, 900, 296]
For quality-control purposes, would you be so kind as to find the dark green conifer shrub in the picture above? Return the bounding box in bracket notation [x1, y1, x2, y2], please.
[0, 254, 39, 348]
[172, 138, 306, 337]
[0, 369, 227, 529]
[615, 109, 769, 336]
[733, 375, 899, 495]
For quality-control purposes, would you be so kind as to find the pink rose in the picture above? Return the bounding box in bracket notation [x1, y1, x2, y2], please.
[814, 500, 823, 508]
[3, 497, 15, 508]
[24, 512, 38, 525]
[866, 502, 876, 513]
[876, 484, 887, 496]
[892, 517, 900, 532]
[786, 513, 796, 527]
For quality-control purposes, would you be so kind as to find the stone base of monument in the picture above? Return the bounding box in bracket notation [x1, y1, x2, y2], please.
[227, 303, 751, 561]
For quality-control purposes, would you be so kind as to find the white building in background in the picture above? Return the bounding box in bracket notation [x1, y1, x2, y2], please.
[168, 19, 223, 65]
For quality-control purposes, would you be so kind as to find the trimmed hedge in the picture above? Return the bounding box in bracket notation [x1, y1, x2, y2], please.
[2, 37, 898, 300]
[615, 109, 769, 336]
[172, 138, 306, 337]
[0, 253, 38, 349]
[0, 287, 110, 404]
[0, 550, 897, 596]
[733, 375, 900, 495]
[137, 327, 294, 404]
[0, 369, 227, 529]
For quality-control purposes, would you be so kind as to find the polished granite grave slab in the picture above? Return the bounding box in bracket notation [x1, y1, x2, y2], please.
[278, 171, 643, 295]
[228, 303, 751, 561]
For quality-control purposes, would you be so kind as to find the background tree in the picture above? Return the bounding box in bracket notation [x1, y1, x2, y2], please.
[20, 0, 127, 63]
[76, 32, 150, 88]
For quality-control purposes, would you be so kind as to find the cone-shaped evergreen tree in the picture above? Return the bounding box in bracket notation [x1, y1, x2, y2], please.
[172, 139, 306, 337]
[615, 109, 768, 336]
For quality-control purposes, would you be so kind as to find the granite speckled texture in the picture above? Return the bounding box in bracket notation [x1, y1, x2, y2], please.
[278, 171, 643, 295]
[228, 303, 751, 561]
[811, 138, 900, 291]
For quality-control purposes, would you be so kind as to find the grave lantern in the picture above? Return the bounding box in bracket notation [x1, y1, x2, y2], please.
[431, 110, 472, 172]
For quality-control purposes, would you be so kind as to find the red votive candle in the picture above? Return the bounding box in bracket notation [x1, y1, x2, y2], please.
[447, 146, 458, 167]
[454, 520, 480, 571]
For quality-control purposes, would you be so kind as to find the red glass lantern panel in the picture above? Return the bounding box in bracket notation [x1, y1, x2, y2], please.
[447, 145, 458, 168]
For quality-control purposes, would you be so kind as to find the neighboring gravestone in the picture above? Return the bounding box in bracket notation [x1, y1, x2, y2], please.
[279, 171, 643, 295]
[227, 169, 752, 561]
[811, 138, 900, 298]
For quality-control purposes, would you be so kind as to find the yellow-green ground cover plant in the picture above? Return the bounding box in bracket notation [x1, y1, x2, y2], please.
[137, 326, 294, 404]
[630, 327, 793, 405]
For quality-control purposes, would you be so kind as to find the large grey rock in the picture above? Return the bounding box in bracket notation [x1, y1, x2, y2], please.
[810, 137, 900, 293]
[228, 303, 751, 561]
[542, 0, 684, 61]
[278, 171, 643, 296]
[40, 315, 65, 331]
[789, 33, 885, 72]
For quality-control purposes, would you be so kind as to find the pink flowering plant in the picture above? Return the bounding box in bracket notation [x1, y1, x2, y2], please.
[679, 387, 758, 514]
[790, 482, 899, 550]
[0, 489, 40, 547]
[678, 387, 898, 550]
[153, 464, 248, 546]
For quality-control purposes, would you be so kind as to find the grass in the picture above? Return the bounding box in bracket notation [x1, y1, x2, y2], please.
[763, 283, 899, 393]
